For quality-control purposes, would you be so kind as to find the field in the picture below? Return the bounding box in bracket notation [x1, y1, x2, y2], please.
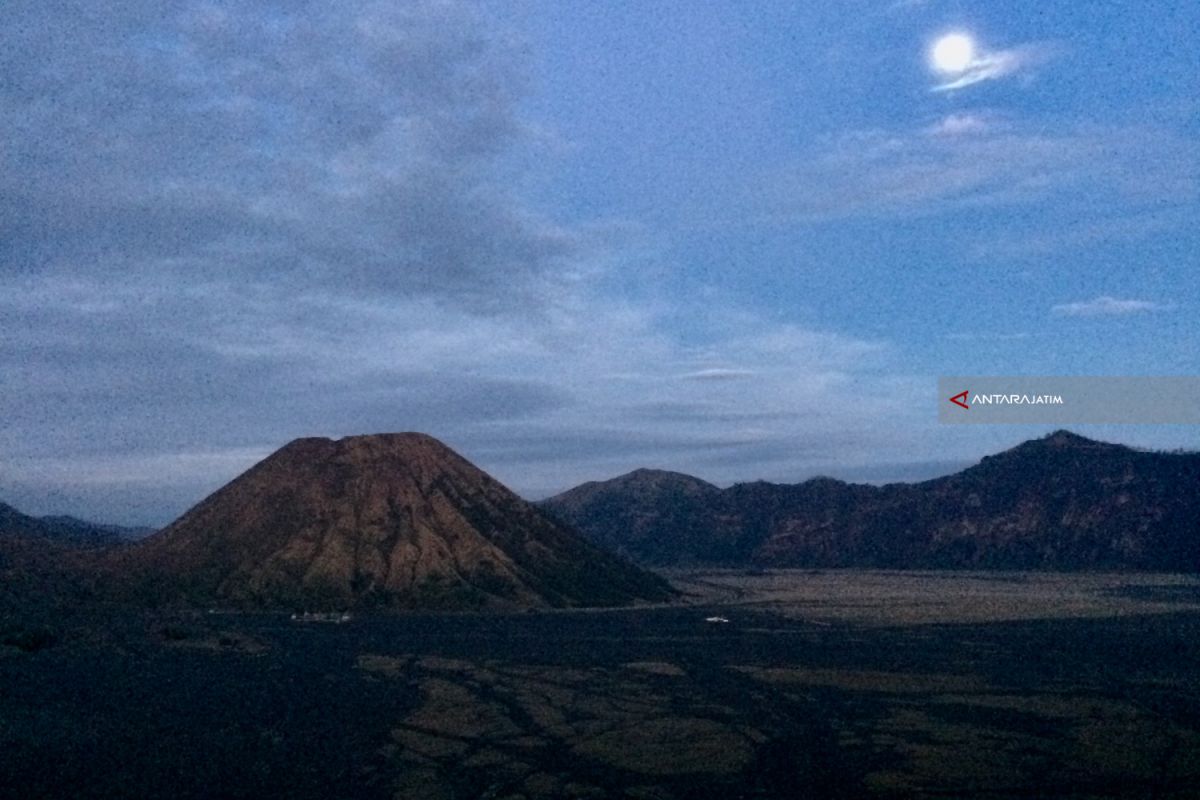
[4, 570, 1200, 799]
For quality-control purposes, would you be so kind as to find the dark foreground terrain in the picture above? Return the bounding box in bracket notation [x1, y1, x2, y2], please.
[4, 571, 1200, 799]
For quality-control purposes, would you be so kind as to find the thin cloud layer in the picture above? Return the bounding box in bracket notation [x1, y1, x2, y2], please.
[679, 368, 758, 381]
[742, 118, 1197, 223]
[925, 113, 992, 137]
[1052, 296, 1170, 317]
[0, 284, 909, 522]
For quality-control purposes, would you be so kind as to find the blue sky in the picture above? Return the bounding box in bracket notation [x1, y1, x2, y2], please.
[2, 1, 1197, 524]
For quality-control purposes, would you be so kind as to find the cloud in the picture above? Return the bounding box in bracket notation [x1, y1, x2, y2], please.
[0, 0, 581, 313]
[10, 448, 274, 489]
[0, 265, 913, 522]
[735, 118, 1198, 224]
[1051, 296, 1170, 317]
[925, 113, 992, 137]
[944, 332, 1032, 342]
[0, 1, 950, 525]
[678, 368, 756, 381]
[932, 42, 1055, 92]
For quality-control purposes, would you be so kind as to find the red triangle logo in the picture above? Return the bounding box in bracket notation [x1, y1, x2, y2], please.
[949, 390, 969, 410]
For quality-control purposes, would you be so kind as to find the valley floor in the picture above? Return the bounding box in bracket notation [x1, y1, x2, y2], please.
[3, 570, 1200, 799]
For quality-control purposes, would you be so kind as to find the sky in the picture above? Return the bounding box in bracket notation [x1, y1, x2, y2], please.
[2, 0, 1198, 525]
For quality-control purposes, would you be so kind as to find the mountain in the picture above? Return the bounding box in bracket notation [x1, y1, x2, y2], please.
[0, 502, 53, 540]
[541, 431, 1200, 571]
[540, 469, 733, 565]
[0, 502, 122, 609]
[0, 503, 149, 546]
[38, 516, 155, 541]
[0, 502, 62, 580]
[0, 502, 139, 553]
[126, 433, 673, 609]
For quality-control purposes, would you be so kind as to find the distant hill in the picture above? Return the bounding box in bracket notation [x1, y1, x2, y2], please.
[0, 502, 127, 608]
[0, 502, 54, 541]
[38, 516, 155, 541]
[0, 503, 152, 546]
[125, 433, 673, 609]
[541, 431, 1200, 571]
[541, 469, 732, 565]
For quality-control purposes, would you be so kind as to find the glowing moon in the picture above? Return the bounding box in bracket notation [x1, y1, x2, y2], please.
[930, 33, 975, 73]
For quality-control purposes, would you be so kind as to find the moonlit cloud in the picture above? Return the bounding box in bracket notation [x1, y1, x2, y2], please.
[1051, 296, 1170, 317]
[932, 43, 1054, 92]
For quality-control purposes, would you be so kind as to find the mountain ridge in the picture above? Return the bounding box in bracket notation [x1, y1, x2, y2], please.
[0, 502, 154, 544]
[540, 431, 1200, 570]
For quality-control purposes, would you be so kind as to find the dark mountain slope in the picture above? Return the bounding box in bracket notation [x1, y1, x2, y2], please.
[543, 431, 1200, 571]
[0, 502, 149, 548]
[540, 469, 729, 565]
[39, 516, 155, 541]
[0, 502, 121, 612]
[0, 502, 52, 540]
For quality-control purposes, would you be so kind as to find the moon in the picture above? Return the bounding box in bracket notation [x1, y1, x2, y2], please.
[930, 33, 975, 74]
